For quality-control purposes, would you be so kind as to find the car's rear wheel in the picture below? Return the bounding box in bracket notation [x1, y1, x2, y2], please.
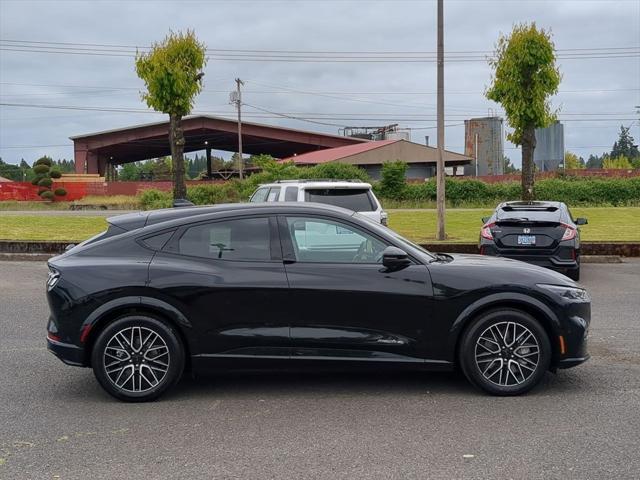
[91, 315, 185, 402]
[459, 309, 551, 396]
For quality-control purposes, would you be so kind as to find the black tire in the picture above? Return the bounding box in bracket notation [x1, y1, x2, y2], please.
[91, 315, 185, 402]
[459, 309, 551, 396]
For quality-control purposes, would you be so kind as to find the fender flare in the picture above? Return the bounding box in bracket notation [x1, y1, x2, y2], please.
[81, 295, 192, 344]
[446, 292, 561, 356]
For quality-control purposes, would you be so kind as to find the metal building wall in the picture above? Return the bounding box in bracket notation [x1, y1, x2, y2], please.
[534, 122, 565, 171]
[463, 117, 504, 176]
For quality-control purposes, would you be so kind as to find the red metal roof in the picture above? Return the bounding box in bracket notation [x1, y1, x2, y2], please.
[282, 139, 397, 164]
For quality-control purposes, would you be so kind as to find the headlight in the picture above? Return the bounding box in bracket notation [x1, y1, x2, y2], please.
[47, 269, 60, 291]
[537, 284, 590, 302]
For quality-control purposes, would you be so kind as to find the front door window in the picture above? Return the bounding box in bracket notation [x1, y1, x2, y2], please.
[285, 217, 387, 264]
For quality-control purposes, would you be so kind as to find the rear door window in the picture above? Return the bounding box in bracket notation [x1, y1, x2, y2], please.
[176, 217, 271, 261]
[266, 187, 281, 202]
[304, 188, 375, 212]
[284, 186, 299, 201]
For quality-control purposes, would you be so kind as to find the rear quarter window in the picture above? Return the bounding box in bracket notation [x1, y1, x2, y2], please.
[250, 187, 269, 203]
[304, 188, 375, 212]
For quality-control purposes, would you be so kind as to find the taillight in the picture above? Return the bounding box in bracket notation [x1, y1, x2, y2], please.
[47, 331, 61, 342]
[561, 223, 576, 241]
[46, 268, 60, 291]
[481, 223, 495, 240]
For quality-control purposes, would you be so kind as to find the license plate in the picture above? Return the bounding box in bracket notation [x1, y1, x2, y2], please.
[517, 235, 536, 245]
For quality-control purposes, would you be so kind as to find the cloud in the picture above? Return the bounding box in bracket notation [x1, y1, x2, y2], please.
[1, 0, 638, 166]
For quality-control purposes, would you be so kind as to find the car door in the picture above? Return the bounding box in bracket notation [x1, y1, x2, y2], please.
[278, 214, 434, 365]
[149, 214, 290, 368]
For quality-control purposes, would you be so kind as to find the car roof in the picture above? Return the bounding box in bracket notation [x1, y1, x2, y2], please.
[258, 179, 372, 189]
[108, 202, 356, 232]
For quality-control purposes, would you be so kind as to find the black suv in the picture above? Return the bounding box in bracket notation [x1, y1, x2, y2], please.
[479, 201, 587, 281]
[46, 203, 590, 401]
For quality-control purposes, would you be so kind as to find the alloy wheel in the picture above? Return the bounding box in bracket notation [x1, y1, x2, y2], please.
[103, 326, 170, 393]
[474, 321, 540, 387]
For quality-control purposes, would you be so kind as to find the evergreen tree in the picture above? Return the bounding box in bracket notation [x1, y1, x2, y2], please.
[611, 126, 639, 160]
[586, 154, 603, 169]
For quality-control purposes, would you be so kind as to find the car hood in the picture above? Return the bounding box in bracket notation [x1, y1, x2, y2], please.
[429, 253, 578, 289]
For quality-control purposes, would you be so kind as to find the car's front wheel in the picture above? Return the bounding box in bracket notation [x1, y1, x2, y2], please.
[91, 315, 185, 402]
[459, 309, 551, 396]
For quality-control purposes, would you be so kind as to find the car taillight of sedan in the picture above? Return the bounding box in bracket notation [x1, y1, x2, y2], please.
[480, 222, 495, 240]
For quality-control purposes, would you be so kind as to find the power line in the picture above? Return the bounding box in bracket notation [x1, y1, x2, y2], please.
[2, 81, 637, 96]
[1, 102, 637, 127]
[2, 47, 637, 62]
[242, 103, 349, 127]
[1, 40, 638, 62]
[2, 38, 638, 54]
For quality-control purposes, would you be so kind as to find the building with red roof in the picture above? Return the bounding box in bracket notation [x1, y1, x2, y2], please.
[281, 139, 472, 180]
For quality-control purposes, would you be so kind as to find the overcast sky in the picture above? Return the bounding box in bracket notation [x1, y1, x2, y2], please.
[1, 0, 639, 167]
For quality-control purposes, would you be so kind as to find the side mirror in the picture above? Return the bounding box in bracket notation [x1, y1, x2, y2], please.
[382, 246, 411, 269]
[481, 216, 490, 224]
[575, 218, 588, 226]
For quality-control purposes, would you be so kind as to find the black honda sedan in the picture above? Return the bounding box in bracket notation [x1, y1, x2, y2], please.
[479, 201, 587, 281]
[46, 203, 590, 401]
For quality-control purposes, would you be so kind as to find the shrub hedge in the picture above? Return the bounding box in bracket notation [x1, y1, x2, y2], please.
[136, 158, 640, 210]
[395, 177, 640, 207]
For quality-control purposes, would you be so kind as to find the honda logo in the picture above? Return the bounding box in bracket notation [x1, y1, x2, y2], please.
[523, 228, 531, 234]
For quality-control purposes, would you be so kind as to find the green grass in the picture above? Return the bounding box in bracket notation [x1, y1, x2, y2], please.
[388, 207, 640, 243]
[0, 207, 639, 243]
[0, 195, 140, 211]
[0, 216, 107, 241]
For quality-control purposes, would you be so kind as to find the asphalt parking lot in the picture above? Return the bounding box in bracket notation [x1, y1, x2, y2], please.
[1, 260, 639, 480]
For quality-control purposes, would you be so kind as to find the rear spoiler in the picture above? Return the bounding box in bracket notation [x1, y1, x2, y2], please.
[501, 206, 558, 212]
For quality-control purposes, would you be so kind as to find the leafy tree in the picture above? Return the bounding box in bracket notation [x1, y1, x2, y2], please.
[54, 158, 75, 173]
[586, 153, 604, 169]
[564, 151, 585, 169]
[503, 156, 519, 173]
[486, 23, 561, 201]
[119, 162, 142, 181]
[0, 158, 24, 181]
[379, 161, 408, 199]
[135, 30, 207, 199]
[611, 125, 639, 161]
[603, 155, 633, 169]
[150, 157, 173, 181]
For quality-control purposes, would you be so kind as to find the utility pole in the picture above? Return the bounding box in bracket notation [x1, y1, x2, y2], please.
[231, 78, 245, 180]
[474, 132, 479, 177]
[436, 0, 445, 240]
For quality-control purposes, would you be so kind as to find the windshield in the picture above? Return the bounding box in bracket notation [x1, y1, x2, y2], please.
[304, 188, 375, 212]
[353, 212, 436, 260]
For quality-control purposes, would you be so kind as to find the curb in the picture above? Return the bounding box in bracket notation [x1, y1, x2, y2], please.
[0, 253, 56, 261]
